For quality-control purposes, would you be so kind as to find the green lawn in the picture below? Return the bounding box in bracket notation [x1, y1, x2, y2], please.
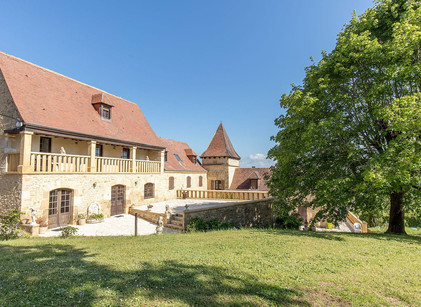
[1, 230, 420, 306]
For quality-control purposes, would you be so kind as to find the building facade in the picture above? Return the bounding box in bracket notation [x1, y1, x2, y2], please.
[0, 52, 206, 228]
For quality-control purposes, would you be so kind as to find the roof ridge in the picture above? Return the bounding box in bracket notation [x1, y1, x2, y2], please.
[0, 51, 138, 106]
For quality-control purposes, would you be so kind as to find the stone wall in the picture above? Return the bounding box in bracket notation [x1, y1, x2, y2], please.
[0, 70, 21, 173]
[0, 174, 22, 215]
[183, 197, 274, 228]
[17, 171, 206, 223]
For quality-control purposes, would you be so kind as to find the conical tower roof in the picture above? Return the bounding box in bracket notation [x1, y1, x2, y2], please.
[201, 122, 241, 160]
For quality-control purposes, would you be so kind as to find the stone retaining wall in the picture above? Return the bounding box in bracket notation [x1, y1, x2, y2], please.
[183, 197, 274, 228]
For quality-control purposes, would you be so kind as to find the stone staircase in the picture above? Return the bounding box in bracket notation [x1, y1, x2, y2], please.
[166, 213, 184, 230]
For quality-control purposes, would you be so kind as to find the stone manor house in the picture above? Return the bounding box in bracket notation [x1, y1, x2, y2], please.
[0, 52, 269, 228]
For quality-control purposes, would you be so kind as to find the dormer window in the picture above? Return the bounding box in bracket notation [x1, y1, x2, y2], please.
[92, 93, 115, 121]
[102, 106, 111, 119]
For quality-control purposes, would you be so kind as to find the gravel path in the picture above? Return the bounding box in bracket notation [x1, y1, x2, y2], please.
[39, 214, 177, 237]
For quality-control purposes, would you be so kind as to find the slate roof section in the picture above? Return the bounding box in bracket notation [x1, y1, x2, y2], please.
[229, 168, 270, 191]
[200, 122, 241, 160]
[0, 51, 162, 148]
[159, 137, 206, 172]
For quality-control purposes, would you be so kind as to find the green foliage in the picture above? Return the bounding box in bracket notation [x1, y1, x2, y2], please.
[268, 0, 421, 232]
[60, 225, 78, 238]
[88, 213, 104, 220]
[185, 217, 235, 232]
[0, 209, 22, 241]
[275, 212, 303, 229]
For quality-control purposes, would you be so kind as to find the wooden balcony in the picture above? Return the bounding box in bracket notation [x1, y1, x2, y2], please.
[6, 152, 161, 174]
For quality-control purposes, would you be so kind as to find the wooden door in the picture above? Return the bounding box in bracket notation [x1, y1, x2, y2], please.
[48, 189, 72, 228]
[111, 185, 125, 216]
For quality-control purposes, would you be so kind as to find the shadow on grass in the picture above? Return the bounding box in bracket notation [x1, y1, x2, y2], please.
[258, 228, 421, 244]
[0, 243, 309, 306]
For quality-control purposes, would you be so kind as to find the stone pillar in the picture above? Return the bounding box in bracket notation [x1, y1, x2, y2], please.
[17, 131, 33, 173]
[88, 141, 97, 172]
[131, 146, 137, 173]
[160, 149, 165, 173]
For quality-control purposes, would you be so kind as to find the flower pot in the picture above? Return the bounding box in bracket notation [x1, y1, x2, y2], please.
[39, 226, 48, 234]
[78, 218, 86, 226]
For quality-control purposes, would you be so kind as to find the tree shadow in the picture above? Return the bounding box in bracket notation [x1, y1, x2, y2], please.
[257, 228, 421, 244]
[0, 243, 309, 306]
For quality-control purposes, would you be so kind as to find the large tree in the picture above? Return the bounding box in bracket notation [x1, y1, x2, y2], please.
[268, 0, 421, 234]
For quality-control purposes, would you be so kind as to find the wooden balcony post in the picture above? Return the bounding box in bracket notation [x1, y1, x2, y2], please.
[17, 131, 33, 173]
[88, 141, 97, 172]
[160, 149, 165, 173]
[131, 147, 137, 172]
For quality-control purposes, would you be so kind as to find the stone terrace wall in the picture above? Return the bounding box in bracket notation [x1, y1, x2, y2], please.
[183, 197, 274, 228]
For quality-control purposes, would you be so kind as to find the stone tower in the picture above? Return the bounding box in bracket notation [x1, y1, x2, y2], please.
[200, 122, 240, 190]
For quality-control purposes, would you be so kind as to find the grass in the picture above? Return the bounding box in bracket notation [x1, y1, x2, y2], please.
[1, 229, 420, 306]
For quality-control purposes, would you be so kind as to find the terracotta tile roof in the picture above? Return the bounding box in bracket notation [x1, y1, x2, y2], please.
[229, 168, 271, 191]
[184, 148, 197, 156]
[200, 122, 240, 160]
[159, 137, 206, 172]
[0, 52, 162, 148]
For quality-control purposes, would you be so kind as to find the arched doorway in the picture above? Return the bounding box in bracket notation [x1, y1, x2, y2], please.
[111, 185, 125, 216]
[48, 189, 73, 228]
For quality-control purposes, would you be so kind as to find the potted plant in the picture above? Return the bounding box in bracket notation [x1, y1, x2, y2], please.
[77, 213, 86, 225]
[36, 216, 48, 234]
[87, 213, 104, 224]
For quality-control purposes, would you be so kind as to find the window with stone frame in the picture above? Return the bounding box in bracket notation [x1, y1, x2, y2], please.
[169, 176, 175, 190]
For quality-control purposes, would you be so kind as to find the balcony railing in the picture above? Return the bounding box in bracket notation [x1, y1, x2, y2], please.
[177, 189, 270, 200]
[31, 152, 89, 173]
[5, 152, 161, 174]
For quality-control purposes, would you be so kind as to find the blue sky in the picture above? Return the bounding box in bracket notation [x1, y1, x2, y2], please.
[0, 0, 373, 167]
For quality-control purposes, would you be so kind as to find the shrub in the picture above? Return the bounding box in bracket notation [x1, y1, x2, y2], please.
[275, 212, 303, 229]
[0, 209, 23, 240]
[77, 213, 86, 220]
[88, 213, 104, 220]
[61, 225, 78, 238]
[186, 217, 235, 232]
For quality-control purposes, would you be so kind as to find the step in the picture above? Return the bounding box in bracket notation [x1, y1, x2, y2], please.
[166, 223, 184, 230]
[170, 220, 183, 226]
[173, 216, 183, 221]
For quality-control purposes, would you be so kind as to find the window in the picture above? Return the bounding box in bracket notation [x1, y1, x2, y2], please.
[95, 144, 103, 157]
[144, 183, 154, 199]
[122, 148, 130, 159]
[174, 154, 182, 162]
[187, 176, 191, 188]
[214, 180, 223, 190]
[164, 151, 168, 162]
[169, 176, 175, 190]
[250, 179, 258, 190]
[102, 105, 111, 119]
[199, 176, 203, 187]
[192, 156, 197, 165]
[39, 137, 52, 153]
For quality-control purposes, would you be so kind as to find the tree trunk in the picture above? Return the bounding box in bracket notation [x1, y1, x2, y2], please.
[386, 192, 406, 234]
